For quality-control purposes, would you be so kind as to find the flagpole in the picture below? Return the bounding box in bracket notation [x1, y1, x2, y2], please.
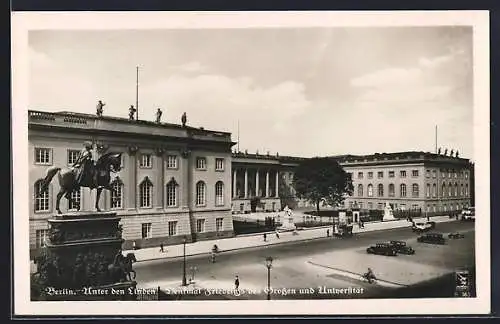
[136, 66, 139, 120]
[435, 125, 437, 154]
[237, 120, 240, 152]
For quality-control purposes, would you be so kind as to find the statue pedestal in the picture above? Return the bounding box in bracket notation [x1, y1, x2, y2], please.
[32, 211, 137, 301]
[383, 204, 395, 221]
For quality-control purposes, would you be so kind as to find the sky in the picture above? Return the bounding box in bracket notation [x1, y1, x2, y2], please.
[28, 27, 474, 159]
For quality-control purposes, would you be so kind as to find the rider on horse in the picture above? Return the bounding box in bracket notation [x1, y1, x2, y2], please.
[72, 141, 94, 189]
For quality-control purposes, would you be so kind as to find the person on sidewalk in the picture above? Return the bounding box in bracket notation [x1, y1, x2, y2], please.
[275, 230, 280, 239]
[160, 243, 164, 253]
[263, 233, 267, 242]
[326, 229, 330, 237]
[234, 275, 240, 291]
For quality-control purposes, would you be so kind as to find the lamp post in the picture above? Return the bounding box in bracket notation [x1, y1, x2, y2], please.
[265, 256, 273, 300]
[182, 236, 187, 286]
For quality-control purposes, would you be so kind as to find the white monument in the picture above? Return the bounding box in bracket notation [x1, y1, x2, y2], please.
[278, 205, 296, 231]
[383, 202, 395, 221]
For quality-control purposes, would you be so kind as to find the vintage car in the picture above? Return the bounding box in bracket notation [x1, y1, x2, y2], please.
[448, 232, 465, 239]
[412, 222, 433, 233]
[366, 243, 398, 256]
[389, 240, 415, 255]
[461, 207, 475, 221]
[417, 233, 446, 245]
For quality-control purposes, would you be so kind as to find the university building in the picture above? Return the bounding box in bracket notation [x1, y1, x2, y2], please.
[28, 109, 474, 257]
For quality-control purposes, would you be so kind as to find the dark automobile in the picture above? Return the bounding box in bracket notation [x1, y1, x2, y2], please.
[366, 243, 398, 256]
[448, 232, 465, 239]
[389, 240, 415, 254]
[417, 233, 446, 245]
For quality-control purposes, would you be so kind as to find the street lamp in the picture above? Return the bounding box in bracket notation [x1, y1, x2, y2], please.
[265, 256, 273, 300]
[182, 236, 187, 286]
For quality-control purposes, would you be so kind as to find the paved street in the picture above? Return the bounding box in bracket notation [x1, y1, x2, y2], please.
[135, 221, 475, 299]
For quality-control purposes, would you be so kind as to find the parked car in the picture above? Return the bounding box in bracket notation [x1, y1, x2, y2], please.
[366, 243, 398, 256]
[412, 222, 433, 233]
[417, 233, 446, 245]
[389, 240, 415, 255]
[461, 207, 475, 221]
[448, 232, 465, 239]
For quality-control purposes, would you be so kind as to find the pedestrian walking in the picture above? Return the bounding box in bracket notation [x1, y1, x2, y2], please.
[263, 233, 267, 242]
[275, 230, 280, 239]
[326, 229, 330, 237]
[160, 242, 164, 253]
[234, 275, 240, 291]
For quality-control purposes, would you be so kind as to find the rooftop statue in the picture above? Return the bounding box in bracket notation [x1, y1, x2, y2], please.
[181, 112, 187, 127]
[156, 108, 162, 123]
[129, 105, 137, 121]
[96, 100, 105, 117]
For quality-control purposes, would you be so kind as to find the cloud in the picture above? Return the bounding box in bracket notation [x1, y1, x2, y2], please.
[350, 67, 422, 88]
[168, 61, 209, 73]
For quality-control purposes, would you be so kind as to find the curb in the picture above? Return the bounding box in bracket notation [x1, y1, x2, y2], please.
[131, 219, 458, 264]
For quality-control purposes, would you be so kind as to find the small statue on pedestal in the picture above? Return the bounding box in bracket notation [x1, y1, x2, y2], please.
[129, 105, 137, 121]
[156, 108, 162, 123]
[181, 112, 187, 127]
[96, 100, 105, 117]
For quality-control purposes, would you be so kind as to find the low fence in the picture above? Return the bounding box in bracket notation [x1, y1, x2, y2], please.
[233, 218, 277, 235]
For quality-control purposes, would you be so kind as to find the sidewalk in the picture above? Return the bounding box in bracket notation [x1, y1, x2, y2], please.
[125, 215, 454, 263]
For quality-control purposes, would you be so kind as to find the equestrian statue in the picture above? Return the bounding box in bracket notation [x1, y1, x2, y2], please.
[108, 250, 137, 282]
[38, 141, 123, 214]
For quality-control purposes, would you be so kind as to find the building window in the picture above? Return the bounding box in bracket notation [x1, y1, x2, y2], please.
[367, 184, 373, 197]
[35, 148, 52, 165]
[377, 171, 383, 179]
[432, 184, 437, 197]
[454, 171, 458, 178]
[400, 204, 406, 210]
[412, 170, 419, 177]
[166, 178, 178, 207]
[441, 171, 446, 178]
[412, 184, 419, 197]
[68, 189, 81, 210]
[196, 181, 206, 206]
[426, 184, 431, 197]
[443, 205, 447, 212]
[448, 183, 453, 197]
[110, 178, 123, 209]
[140, 154, 152, 168]
[34, 180, 50, 212]
[400, 170, 407, 178]
[426, 170, 431, 178]
[141, 223, 152, 239]
[455, 183, 459, 197]
[400, 184, 407, 197]
[67, 149, 80, 165]
[368, 202, 373, 210]
[358, 172, 363, 179]
[442, 183, 446, 197]
[377, 184, 384, 197]
[196, 219, 205, 233]
[357, 184, 363, 197]
[465, 172, 469, 179]
[35, 229, 48, 248]
[139, 177, 153, 208]
[215, 158, 225, 171]
[216, 218, 223, 232]
[196, 157, 207, 170]
[412, 204, 419, 210]
[168, 221, 177, 236]
[432, 170, 437, 178]
[448, 171, 451, 178]
[388, 171, 395, 178]
[368, 172, 373, 179]
[388, 183, 395, 197]
[461, 184, 464, 196]
[215, 181, 224, 206]
[377, 203, 384, 210]
[465, 184, 469, 196]
[358, 202, 363, 209]
[167, 155, 177, 169]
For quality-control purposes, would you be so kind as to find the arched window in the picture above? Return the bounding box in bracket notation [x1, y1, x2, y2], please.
[166, 178, 178, 207]
[432, 184, 437, 197]
[443, 204, 447, 212]
[215, 181, 224, 206]
[448, 183, 453, 197]
[465, 184, 469, 196]
[34, 180, 50, 212]
[412, 184, 419, 197]
[426, 184, 431, 197]
[400, 184, 407, 197]
[377, 184, 384, 197]
[139, 177, 153, 208]
[357, 184, 363, 197]
[461, 184, 464, 196]
[367, 184, 373, 197]
[110, 177, 123, 209]
[442, 183, 446, 197]
[196, 181, 206, 206]
[69, 189, 81, 211]
[388, 184, 395, 197]
[455, 183, 459, 197]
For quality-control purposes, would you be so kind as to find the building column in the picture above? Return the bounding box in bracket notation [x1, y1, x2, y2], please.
[256, 169, 260, 197]
[275, 170, 279, 197]
[127, 146, 138, 209]
[155, 147, 165, 209]
[244, 169, 248, 198]
[233, 169, 237, 198]
[265, 170, 270, 198]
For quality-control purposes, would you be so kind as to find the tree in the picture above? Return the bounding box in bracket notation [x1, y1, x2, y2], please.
[293, 157, 353, 215]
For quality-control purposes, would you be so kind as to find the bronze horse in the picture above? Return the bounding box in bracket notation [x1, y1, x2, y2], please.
[38, 152, 123, 214]
[108, 252, 137, 282]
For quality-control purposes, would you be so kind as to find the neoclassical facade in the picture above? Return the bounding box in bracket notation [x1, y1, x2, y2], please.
[29, 110, 235, 256]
